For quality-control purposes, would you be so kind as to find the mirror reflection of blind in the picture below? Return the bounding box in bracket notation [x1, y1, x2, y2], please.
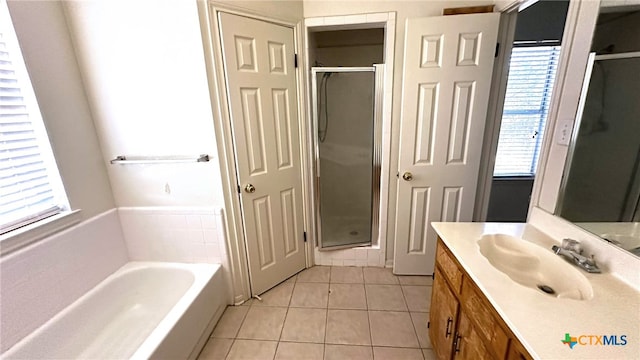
[0, 4, 64, 234]
[494, 45, 561, 177]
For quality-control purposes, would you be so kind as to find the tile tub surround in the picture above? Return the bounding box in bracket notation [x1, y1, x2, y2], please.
[0, 209, 128, 353]
[197, 266, 437, 360]
[1, 207, 230, 354]
[431, 222, 640, 359]
[117, 207, 227, 264]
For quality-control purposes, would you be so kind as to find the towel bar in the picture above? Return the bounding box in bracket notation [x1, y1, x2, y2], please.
[109, 154, 210, 164]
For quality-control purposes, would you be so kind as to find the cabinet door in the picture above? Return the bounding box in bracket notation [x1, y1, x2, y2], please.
[461, 277, 509, 358]
[429, 268, 459, 360]
[507, 339, 533, 360]
[454, 311, 491, 360]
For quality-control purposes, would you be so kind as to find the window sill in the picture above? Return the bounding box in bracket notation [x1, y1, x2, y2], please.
[0, 210, 82, 257]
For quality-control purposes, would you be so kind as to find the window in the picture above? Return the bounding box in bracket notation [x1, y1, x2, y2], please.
[493, 45, 561, 177]
[1, 1, 68, 235]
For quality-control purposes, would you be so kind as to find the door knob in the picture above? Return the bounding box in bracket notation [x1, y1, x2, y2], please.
[402, 172, 413, 181]
[244, 184, 256, 193]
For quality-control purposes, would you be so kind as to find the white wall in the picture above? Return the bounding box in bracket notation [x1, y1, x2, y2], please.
[7, 0, 115, 218]
[63, 0, 223, 208]
[303, 0, 497, 262]
[214, 0, 303, 21]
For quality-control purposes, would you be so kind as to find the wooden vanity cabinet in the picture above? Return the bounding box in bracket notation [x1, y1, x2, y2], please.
[506, 338, 533, 360]
[429, 267, 459, 360]
[429, 239, 533, 360]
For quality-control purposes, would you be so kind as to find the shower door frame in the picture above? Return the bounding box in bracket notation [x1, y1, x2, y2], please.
[557, 51, 640, 221]
[311, 65, 384, 250]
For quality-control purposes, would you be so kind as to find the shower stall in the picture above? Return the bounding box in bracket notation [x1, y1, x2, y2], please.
[311, 65, 383, 250]
[559, 53, 640, 222]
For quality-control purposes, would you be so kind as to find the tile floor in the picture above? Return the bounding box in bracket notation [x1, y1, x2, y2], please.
[197, 266, 436, 360]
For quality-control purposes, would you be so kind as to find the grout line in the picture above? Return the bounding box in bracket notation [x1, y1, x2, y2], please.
[323, 306, 329, 348]
[407, 311, 423, 350]
[224, 338, 235, 360]
[278, 306, 290, 343]
[400, 283, 411, 312]
[233, 305, 250, 339]
[364, 283, 374, 348]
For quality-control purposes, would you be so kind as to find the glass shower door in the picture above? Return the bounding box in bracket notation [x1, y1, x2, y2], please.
[313, 67, 380, 250]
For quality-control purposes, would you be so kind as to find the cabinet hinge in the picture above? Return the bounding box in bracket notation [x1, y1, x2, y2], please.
[294, 54, 298, 68]
[303, 231, 307, 242]
[431, 272, 435, 280]
[495, 42, 500, 58]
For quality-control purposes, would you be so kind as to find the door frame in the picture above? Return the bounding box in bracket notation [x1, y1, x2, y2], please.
[303, 13, 396, 267]
[473, 5, 519, 222]
[198, 2, 310, 304]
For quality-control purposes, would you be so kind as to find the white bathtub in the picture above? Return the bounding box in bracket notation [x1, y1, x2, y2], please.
[2, 262, 226, 359]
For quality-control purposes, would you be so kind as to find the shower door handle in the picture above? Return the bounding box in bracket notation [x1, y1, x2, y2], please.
[244, 184, 256, 193]
[402, 172, 413, 181]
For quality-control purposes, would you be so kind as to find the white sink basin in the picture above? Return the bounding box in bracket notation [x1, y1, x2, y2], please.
[478, 234, 594, 301]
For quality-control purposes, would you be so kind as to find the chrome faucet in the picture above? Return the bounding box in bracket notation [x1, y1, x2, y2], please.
[551, 239, 601, 273]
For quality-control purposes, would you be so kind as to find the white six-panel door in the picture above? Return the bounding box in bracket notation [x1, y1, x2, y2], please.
[219, 12, 305, 294]
[394, 13, 500, 274]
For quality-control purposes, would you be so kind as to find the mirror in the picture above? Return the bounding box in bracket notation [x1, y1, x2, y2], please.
[557, 2, 640, 257]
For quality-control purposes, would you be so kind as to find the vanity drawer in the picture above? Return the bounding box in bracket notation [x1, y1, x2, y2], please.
[436, 240, 463, 294]
[461, 277, 509, 359]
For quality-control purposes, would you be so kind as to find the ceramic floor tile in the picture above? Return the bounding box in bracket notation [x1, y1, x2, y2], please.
[423, 348, 437, 360]
[280, 308, 327, 343]
[324, 344, 373, 360]
[290, 282, 329, 308]
[197, 338, 233, 360]
[211, 306, 249, 338]
[369, 311, 419, 348]
[226, 339, 278, 360]
[297, 266, 330, 283]
[402, 285, 431, 312]
[275, 342, 324, 360]
[365, 284, 407, 311]
[328, 283, 367, 310]
[398, 275, 433, 286]
[373, 347, 424, 360]
[330, 266, 364, 283]
[253, 282, 294, 307]
[325, 309, 371, 346]
[237, 306, 287, 341]
[362, 267, 399, 284]
[410, 312, 432, 348]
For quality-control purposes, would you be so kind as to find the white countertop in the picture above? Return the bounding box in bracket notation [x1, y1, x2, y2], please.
[431, 222, 640, 360]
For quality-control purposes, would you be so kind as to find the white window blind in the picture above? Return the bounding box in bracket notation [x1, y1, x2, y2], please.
[1, 1, 67, 234]
[493, 45, 561, 177]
